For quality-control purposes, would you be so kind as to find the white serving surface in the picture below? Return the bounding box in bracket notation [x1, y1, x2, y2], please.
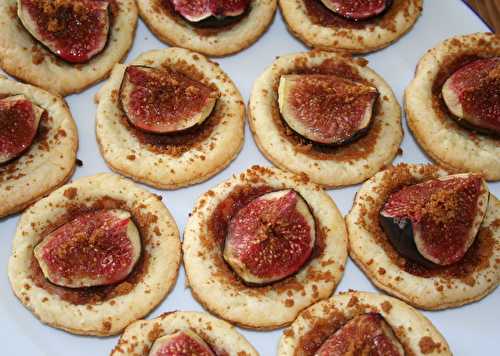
[0, 1, 498, 354]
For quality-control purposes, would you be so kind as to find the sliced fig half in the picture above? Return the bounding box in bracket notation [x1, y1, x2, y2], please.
[223, 189, 316, 285]
[149, 329, 215, 356]
[17, 0, 110, 64]
[319, 0, 391, 20]
[380, 173, 489, 266]
[442, 57, 500, 135]
[171, 0, 249, 22]
[0, 95, 44, 164]
[34, 209, 141, 288]
[278, 74, 378, 145]
[120, 65, 219, 134]
[316, 313, 404, 356]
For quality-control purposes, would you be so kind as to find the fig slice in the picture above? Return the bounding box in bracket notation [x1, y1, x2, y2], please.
[442, 57, 500, 135]
[171, 0, 249, 22]
[319, 0, 391, 20]
[149, 329, 215, 356]
[316, 313, 404, 356]
[17, 0, 110, 64]
[0, 95, 43, 164]
[223, 189, 316, 285]
[34, 209, 141, 288]
[278, 74, 378, 145]
[380, 173, 489, 266]
[120, 65, 219, 134]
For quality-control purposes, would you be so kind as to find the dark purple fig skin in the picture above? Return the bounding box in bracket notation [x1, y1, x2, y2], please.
[379, 214, 437, 268]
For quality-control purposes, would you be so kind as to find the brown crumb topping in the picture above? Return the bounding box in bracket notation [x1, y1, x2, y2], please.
[29, 197, 154, 305]
[121, 59, 223, 157]
[203, 180, 327, 296]
[271, 58, 383, 161]
[358, 164, 494, 280]
[303, 0, 418, 33]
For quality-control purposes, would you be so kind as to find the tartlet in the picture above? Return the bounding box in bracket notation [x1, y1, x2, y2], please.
[8, 173, 181, 336]
[96, 47, 245, 189]
[183, 165, 348, 329]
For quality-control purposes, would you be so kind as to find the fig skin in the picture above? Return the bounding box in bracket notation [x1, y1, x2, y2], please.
[380, 173, 490, 266]
[316, 313, 404, 356]
[149, 329, 215, 356]
[223, 189, 316, 285]
[319, 0, 392, 20]
[0, 95, 44, 164]
[442, 57, 500, 135]
[34, 209, 141, 288]
[171, 0, 249, 22]
[17, 0, 110, 64]
[278, 74, 378, 146]
[119, 65, 219, 134]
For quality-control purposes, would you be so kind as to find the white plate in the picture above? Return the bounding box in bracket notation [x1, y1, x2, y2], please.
[0, 0, 498, 354]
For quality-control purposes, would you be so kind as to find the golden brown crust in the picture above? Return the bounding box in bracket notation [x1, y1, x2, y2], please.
[8, 173, 181, 336]
[111, 311, 258, 356]
[137, 0, 277, 57]
[183, 166, 348, 330]
[248, 51, 402, 187]
[95, 48, 245, 189]
[0, 0, 138, 96]
[405, 33, 500, 180]
[345, 164, 500, 310]
[279, 0, 422, 53]
[0, 76, 78, 218]
[278, 291, 452, 356]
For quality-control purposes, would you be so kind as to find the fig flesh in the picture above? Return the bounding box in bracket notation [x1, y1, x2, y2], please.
[278, 74, 378, 145]
[18, 0, 110, 64]
[442, 57, 500, 135]
[120, 65, 219, 134]
[223, 189, 316, 285]
[149, 329, 215, 356]
[171, 0, 249, 22]
[380, 173, 489, 266]
[316, 313, 404, 356]
[319, 0, 391, 20]
[0, 95, 43, 164]
[34, 209, 141, 288]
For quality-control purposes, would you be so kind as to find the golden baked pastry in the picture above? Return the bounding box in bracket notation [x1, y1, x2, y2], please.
[346, 164, 500, 310]
[8, 173, 181, 336]
[183, 165, 348, 329]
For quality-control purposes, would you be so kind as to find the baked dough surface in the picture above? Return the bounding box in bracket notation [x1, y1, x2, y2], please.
[8, 173, 181, 336]
[183, 165, 348, 330]
[278, 291, 452, 356]
[0, 0, 137, 96]
[0, 76, 77, 218]
[346, 164, 500, 310]
[96, 48, 245, 189]
[279, 0, 422, 53]
[137, 0, 277, 56]
[248, 51, 402, 187]
[111, 311, 258, 356]
[405, 33, 500, 180]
